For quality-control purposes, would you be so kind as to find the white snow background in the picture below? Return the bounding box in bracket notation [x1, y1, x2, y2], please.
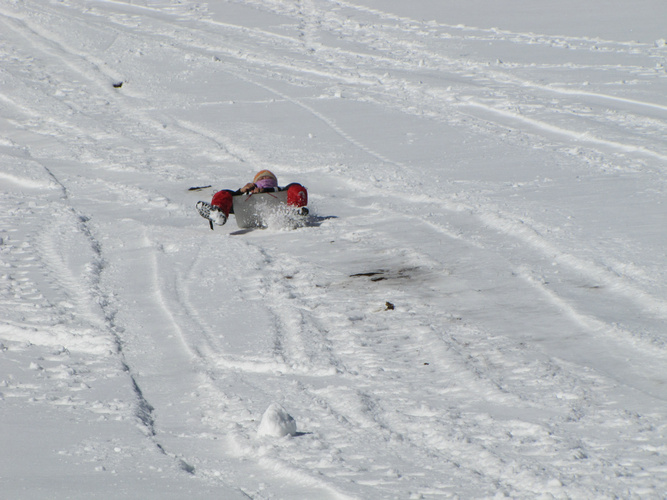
[1, 0, 666, 498]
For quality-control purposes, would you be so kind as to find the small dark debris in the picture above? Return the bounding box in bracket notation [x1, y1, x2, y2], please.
[423, 362, 430, 366]
[350, 268, 414, 282]
[350, 271, 384, 278]
[385, 301, 395, 311]
[112, 81, 123, 88]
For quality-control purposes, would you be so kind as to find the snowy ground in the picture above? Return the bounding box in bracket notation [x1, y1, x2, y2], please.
[1, 1, 666, 498]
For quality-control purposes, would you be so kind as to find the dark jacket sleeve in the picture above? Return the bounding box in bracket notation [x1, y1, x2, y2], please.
[234, 186, 281, 194]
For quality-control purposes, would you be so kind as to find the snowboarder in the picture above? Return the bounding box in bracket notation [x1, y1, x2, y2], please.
[196, 170, 308, 227]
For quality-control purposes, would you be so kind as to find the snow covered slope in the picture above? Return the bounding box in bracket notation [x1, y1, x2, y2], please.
[1, 1, 666, 498]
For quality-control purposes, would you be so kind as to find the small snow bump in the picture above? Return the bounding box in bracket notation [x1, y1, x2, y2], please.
[257, 403, 297, 438]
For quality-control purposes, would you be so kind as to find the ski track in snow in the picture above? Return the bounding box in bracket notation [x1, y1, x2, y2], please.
[1, 0, 666, 498]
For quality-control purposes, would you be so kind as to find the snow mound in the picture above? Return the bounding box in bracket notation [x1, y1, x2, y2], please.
[257, 404, 297, 438]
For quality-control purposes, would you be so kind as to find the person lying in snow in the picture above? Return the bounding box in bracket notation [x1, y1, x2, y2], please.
[196, 170, 308, 226]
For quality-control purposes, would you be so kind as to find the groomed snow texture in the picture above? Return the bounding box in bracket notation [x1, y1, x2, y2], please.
[1, 1, 666, 498]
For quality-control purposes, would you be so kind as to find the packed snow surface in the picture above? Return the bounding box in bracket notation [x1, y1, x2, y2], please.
[1, 1, 666, 498]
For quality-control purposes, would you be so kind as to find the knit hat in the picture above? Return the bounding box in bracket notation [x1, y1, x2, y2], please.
[253, 170, 278, 184]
